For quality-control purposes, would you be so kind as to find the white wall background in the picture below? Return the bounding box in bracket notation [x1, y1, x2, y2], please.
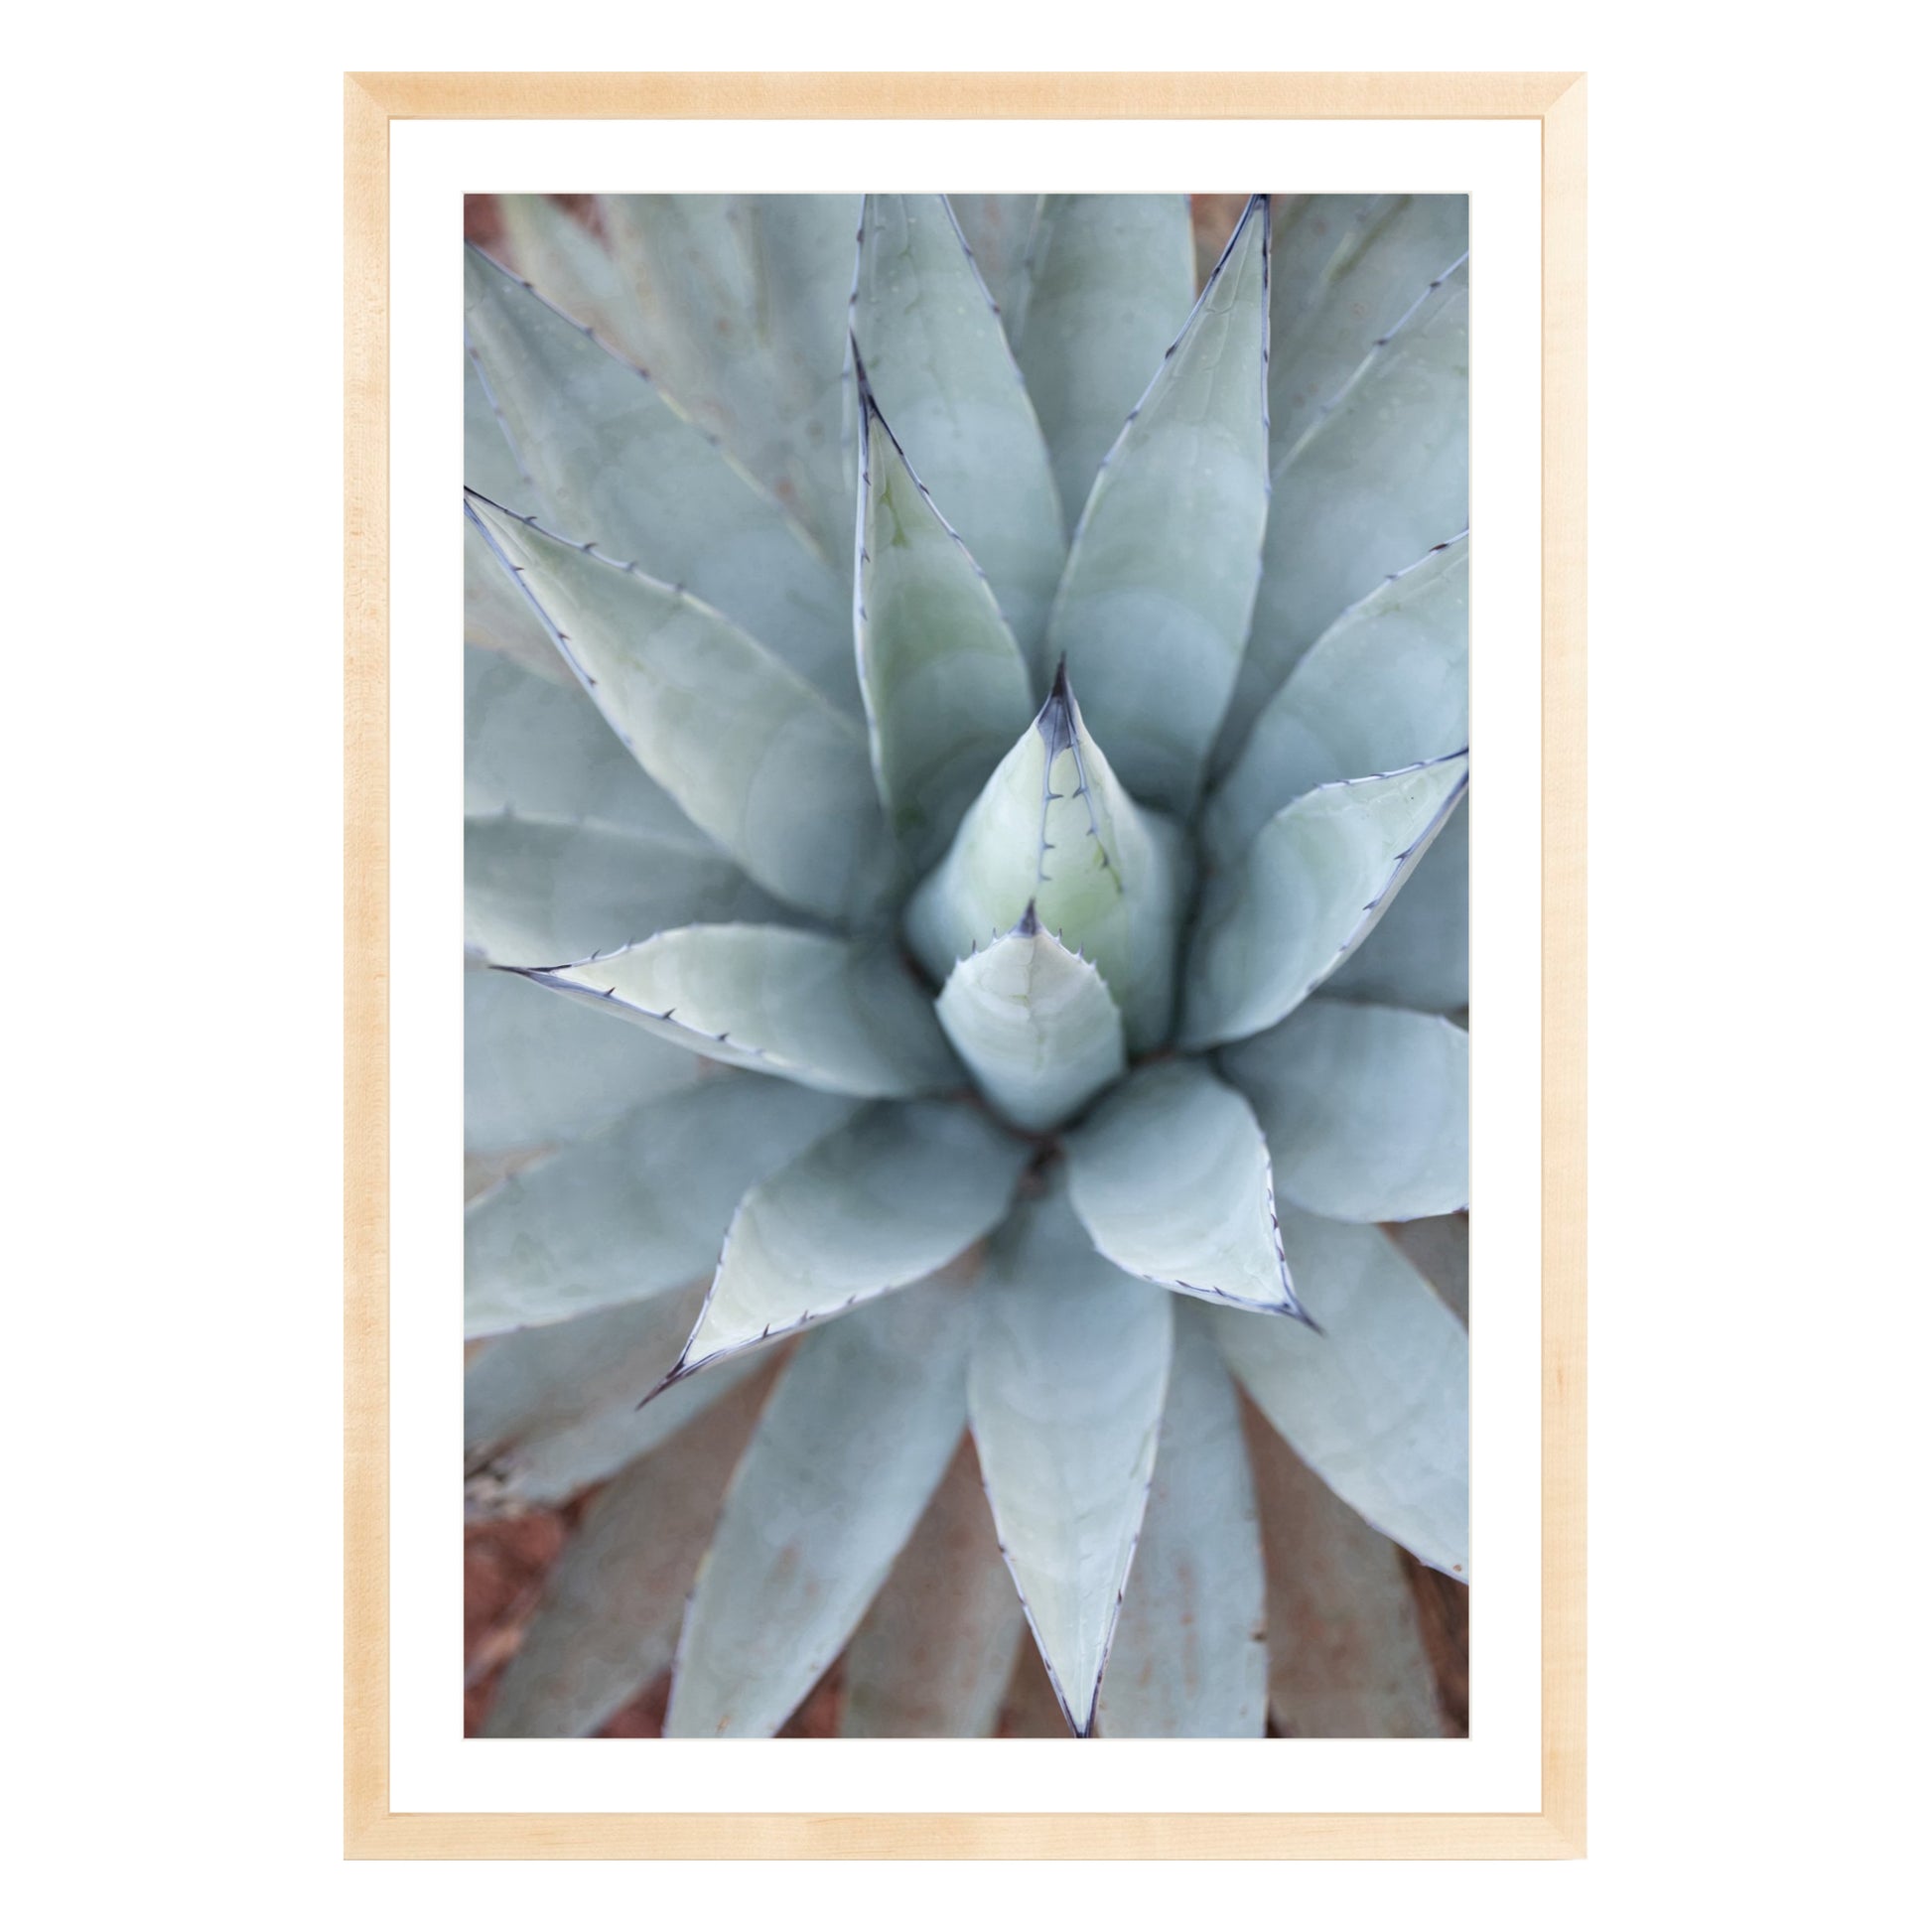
[4, 3, 1921, 1923]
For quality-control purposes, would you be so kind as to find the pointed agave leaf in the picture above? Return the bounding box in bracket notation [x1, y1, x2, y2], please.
[511, 924, 959, 1099]
[1043, 195, 1272, 813]
[1214, 1206, 1469, 1579]
[597, 195, 772, 442]
[465, 968, 707, 1158]
[465, 813, 777, 968]
[464, 343, 532, 510]
[743, 194, 864, 557]
[465, 644, 694, 837]
[1326, 795, 1469, 1014]
[1096, 1307, 1267, 1737]
[1228, 257, 1468, 737]
[1014, 195, 1196, 521]
[1240, 1399, 1449, 1737]
[464, 1077, 858, 1335]
[464, 1282, 765, 1517]
[904, 669, 1190, 1052]
[851, 195, 1065, 670]
[1221, 999, 1470, 1223]
[1207, 534, 1469, 860]
[841, 1437, 1027, 1738]
[1181, 755, 1470, 1048]
[600, 195, 860, 553]
[854, 371, 1036, 871]
[969, 1185, 1174, 1736]
[466, 493, 894, 923]
[481, 1374, 770, 1737]
[668, 1101, 1027, 1380]
[495, 194, 651, 363]
[463, 245, 858, 712]
[666, 1280, 974, 1736]
[934, 910, 1126, 1133]
[1269, 195, 1469, 454]
[945, 193, 1038, 325]
[1265, 197, 1379, 370]
[1064, 1060, 1307, 1319]
[465, 513, 573, 685]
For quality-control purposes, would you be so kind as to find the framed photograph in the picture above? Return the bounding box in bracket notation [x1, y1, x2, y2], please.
[345, 70, 1586, 1859]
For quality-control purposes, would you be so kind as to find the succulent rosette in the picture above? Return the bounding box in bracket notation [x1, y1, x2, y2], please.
[463, 192, 1470, 1738]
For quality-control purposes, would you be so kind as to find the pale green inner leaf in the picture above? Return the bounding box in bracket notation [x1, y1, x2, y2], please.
[903, 677, 1189, 1052]
[1064, 1060, 1301, 1316]
[934, 921, 1126, 1133]
[1221, 998, 1470, 1223]
[1044, 196, 1272, 812]
[1181, 756, 1469, 1048]
[676, 1101, 1028, 1374]
[856, 389, 1035, 871]
[513, 923, 961, 1099]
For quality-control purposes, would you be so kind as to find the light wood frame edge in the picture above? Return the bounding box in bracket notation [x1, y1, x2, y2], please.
[344, 69, 1586, 1862]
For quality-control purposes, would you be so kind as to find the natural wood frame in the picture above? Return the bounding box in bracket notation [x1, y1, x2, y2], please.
[345, 69, 1586, 1860]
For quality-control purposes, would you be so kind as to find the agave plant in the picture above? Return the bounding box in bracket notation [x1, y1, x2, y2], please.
[462, 192, 1470, 1740]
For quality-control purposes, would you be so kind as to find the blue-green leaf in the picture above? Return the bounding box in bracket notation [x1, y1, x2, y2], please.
[480, 1373, 769, 1737]
[665, 1102, 1027, 1381]
[1269, 195, 1469, 455]
[1215, 1207, 1469, 1579]
[968, 1184, 1174, 1736]
[1228, 256, 1468, 738]
[946, 193, 1038, 324]
[1014, 195, 1196, 525]
[1181, 755, 1469, 1048]
[464, 1075, 858, 1335]
[465, 645, 692, 838]
[465, 492, 894, 923]
[1043, 195, 1271, 812]
[1383, 1215, 1469, 1326]
[933, 908, 1127, 1133]
[464, 812, 777, 968]
[1206, 533, 1468, 860]
[464, 343, 532, 510]
[495, 195, 650, 360]
[1064, 1060, 1308, 1319]
[854, 369, 1035, 872]
[1095, 1306, 1267, 1737]
[1220, 999, 1470, 1222]
[464, 244, 857, 711]
[841, 1439, 1027, 1738]
[465, 967, 706, 1158]
[742, 194, 863, 557]
[509, 924, 960, 1099]
[851, 195, 1064, 671]
[464, 1281, 765, 1516]
[666, 1281, 974, 1736]
[1325, 796, 1469, 1014]
[904, 667, 1190, 1053]
[600, 195, 860, 557]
